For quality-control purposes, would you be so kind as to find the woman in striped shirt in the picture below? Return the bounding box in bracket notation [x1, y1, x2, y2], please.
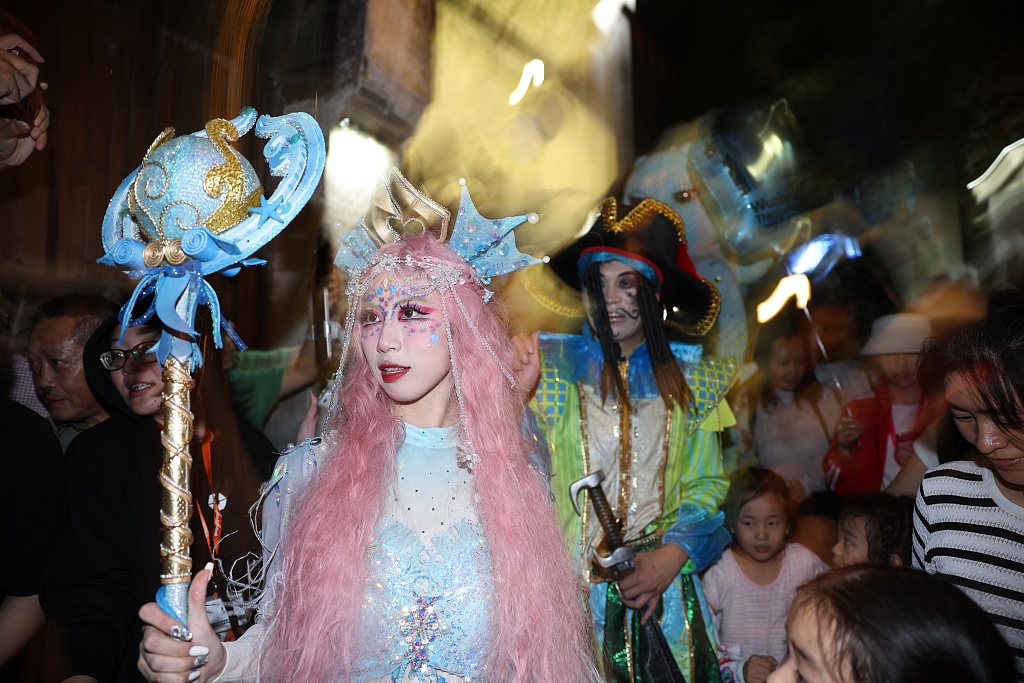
[913, 290, 1024, 681]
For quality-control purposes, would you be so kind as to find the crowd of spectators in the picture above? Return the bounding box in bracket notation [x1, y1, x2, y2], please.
[0, 25, 1021, 683]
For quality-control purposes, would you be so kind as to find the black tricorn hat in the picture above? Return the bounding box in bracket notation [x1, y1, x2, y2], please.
[547, 198, 721, 336]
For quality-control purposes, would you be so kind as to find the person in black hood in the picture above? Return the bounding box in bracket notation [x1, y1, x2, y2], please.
[41, 315, 277, 683]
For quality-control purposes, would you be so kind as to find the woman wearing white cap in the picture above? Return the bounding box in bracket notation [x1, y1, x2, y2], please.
[822, 313, 945, 498]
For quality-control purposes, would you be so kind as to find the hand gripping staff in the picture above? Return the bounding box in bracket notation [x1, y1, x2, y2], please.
[571, 471, 688, 683]
[98, 107, 325, 631]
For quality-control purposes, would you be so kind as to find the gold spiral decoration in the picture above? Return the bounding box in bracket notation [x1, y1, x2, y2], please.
[159, 356, 195, 584]
[202, 118, 263, 234]
[142, 243, 164, 268]
[142, 239, 188, 268]
[164, 239, 187, 265]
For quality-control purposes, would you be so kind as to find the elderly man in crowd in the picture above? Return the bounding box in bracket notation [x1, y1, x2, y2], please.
[26, 294, 117, 450]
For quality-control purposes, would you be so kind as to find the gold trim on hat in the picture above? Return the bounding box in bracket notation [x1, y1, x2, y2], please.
[598, 197, 687, 245]
[597, 197, 721, 336]
[665, 276, 722, 337]
[523, 268, 585, 318]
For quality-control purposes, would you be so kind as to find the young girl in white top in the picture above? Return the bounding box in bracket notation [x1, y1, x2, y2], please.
[703, 468, 828, 683]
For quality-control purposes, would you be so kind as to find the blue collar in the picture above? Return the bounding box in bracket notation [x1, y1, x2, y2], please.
[537, 328, 702, 400]
[402, 423, 460, 449]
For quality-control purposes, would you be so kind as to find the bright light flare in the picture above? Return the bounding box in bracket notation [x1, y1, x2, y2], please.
[325, 121, 395, 196]
[323, 120, 396, 243]
[757, 273, 811, 323]
[967, 136, 1024, 200]
[509, 59, 545, 106]
[592, 0, 635, 35]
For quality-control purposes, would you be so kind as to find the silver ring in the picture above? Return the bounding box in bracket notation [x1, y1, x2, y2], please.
[194, 655, 210, 668]
[170, 625, 193, 641]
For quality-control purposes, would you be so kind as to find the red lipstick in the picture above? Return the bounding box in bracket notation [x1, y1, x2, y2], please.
[379, 362, 410, 383]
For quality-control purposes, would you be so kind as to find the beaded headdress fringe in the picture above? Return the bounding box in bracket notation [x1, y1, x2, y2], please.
[327, 170, 547, 470]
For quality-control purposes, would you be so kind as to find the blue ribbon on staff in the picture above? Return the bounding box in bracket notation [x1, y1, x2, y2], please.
[98, 226, 265, 370]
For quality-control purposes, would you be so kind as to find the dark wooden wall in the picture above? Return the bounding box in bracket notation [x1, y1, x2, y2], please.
[0, 0, 434, 348]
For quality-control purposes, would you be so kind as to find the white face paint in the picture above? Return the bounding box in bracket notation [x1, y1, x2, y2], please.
[582, 260, 647, 358]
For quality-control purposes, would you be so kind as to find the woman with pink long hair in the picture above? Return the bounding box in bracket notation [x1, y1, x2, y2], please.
[137, 231, 599, 683]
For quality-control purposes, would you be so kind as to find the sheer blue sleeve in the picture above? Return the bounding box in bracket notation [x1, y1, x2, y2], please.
[662, 503, 730, 573]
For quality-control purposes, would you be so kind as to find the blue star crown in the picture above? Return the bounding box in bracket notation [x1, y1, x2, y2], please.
[335, 171, 548, 298]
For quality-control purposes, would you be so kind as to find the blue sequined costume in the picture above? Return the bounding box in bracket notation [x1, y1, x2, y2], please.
[219, 425, 492, 683]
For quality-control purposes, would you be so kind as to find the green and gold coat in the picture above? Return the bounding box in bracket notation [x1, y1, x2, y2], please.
[531, 331, 737, 683]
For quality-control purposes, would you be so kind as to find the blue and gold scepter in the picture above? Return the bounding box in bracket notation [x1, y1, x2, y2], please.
[98, 107, 325, 628]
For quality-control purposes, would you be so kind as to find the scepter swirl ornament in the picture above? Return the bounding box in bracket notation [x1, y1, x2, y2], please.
[97, 107, 326, 628]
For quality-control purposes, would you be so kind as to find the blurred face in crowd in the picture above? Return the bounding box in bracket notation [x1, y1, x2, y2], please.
[767, 336, 807, 392]
[808, 304, 858, 363]
[107, 325, 164, 418]
[831, 515, 869, 568]
[27, 316, 108, 426]
[582, 260, 648, 358]
[769, 604, 847, 683]
[947, 371, 1024, 488]
[358, 274, 453, 421]
[733, 492, 790, 564]
[876, 353, 920, 391]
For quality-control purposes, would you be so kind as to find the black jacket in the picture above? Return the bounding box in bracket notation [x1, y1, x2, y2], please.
[0, 398, 64, 598]
[43, 318, 277, 683]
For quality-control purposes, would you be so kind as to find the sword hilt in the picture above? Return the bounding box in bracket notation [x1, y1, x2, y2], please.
[591, 487, 625, 549]
[570, 470, 626, 550]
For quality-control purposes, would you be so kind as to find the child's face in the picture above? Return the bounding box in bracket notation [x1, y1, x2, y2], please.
[734, 492, 790, 563]
[769, 605, 847, 683]
[831, 516, 870, 568]
[767, 336, 807, 392]
[876, 352, 921, 391]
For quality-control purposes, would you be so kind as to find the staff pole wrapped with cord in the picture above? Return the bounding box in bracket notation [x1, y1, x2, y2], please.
[97, 107, 325, 629]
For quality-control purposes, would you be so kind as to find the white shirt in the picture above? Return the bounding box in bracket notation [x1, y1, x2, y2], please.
[881, 403, 918, 488]
[754, 388, 841, 496]
[913, 420, 940, 470]
[704, 544, 829, 672]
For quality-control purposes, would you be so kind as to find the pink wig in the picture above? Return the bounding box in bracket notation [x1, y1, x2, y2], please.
[260, 233, 595, 682]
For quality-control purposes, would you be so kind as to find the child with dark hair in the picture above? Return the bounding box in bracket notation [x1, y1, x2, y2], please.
[831, 493, 913, 568]
[770, 566, 1015, 683]
[749, 310, 842, 515]
[704, 468, 828, 683]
